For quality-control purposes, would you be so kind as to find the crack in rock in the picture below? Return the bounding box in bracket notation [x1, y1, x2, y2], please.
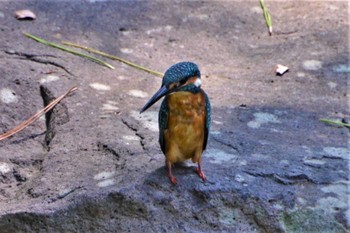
[97, 142, 120, 159]
[121, 118, 146, 151]
[211, 134, 240, 153]
[4, 50, 73, 75]
[40, 85, 70, 150]
[96, 142, 128, 170]
[244, 170, 315, 185]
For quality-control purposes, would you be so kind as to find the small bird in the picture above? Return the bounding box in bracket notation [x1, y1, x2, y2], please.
[140, 62, 211, 184]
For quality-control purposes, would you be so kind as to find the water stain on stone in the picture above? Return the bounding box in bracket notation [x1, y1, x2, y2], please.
[94, 171, 117, 187]
[127, 90, 148, 98]
[247, 112, 280, 129]
[303, 60, 323, 71]
[323, 147, 348, 160]
[97, 178, 115, 187]
[206, 148, 236, 164]
[40, 75, 60, 84]
[89, 82, 111, 91]
[0, 88, 18, 104]
[131, 110, 158, 132]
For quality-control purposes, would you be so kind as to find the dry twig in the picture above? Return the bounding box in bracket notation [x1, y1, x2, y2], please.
[0, 86, 77, 141]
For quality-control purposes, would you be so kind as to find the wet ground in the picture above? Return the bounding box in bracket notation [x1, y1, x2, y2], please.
[0, 1, 349, 232]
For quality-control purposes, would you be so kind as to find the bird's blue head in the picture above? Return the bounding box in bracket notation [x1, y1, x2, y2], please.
[162, 62, 201, 87]
[140, 61, 201, 113]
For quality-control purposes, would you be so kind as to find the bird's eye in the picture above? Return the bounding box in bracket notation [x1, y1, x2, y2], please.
[180, 78, 187, 85]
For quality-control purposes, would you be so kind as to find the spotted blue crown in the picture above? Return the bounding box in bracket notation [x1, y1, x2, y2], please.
[162, 62, 201, 87]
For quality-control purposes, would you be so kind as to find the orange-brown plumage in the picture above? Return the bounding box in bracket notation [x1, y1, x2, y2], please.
[164, 91, 206, 164]
[163, 91, 207, 184]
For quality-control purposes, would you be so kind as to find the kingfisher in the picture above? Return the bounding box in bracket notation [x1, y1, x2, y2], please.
[140, 62, 211, 184]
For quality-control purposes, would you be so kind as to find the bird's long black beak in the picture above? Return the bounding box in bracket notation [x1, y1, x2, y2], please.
[140, 86, 169, 113]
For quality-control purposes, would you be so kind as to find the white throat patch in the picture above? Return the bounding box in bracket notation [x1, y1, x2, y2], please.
[194, 78, 202, 87]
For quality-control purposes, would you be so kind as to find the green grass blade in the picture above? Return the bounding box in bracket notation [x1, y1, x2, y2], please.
[24, 33, 115, 69]
[62, 41, 163, 77]
[320, 118, 350, 128]
[259, 0, 273, 36]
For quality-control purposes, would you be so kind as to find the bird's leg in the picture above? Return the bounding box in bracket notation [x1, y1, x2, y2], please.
[196, 159, 206, 182]
[167, 160, 177, 184]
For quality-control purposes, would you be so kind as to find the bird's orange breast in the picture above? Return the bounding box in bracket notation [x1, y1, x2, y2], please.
[164, 91, 206, 163]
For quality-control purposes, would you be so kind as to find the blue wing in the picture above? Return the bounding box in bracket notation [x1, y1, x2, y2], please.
[158, 97, 169, 154]
[201, 89, 211, 151]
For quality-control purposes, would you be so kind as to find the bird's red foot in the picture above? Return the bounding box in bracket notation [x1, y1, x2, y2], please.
[168, 175, 177, 184]
[167, 161, 177, 184]
[196, 168, 206, 182]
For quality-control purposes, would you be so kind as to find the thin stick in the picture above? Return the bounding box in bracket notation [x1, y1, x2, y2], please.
[320, 118, 350, 128]
[0, 86, 78, 141]
[24, 33, 115, 70]
[62, 41, 164, 77]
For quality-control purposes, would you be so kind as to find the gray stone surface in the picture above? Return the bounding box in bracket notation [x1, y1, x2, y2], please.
[0, 1, 349, 232]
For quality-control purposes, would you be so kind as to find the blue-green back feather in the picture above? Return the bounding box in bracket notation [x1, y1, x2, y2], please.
[159, 97, 169, 154]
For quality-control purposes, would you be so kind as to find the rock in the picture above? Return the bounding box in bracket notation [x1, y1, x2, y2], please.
[0, 1, 348, 232]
